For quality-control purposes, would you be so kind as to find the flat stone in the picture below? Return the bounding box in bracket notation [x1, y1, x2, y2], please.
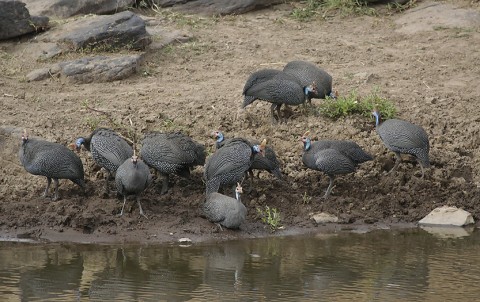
[311, 212, 339, 224]
[60, 55, 143, 83]
[0, 0, 49, 40]
[40, 11, 151, 51]
[419, 205, 474, 226]
[26, 68, 53, 82]
[420, 225, 474, 239]
[23, 0, 135, 18]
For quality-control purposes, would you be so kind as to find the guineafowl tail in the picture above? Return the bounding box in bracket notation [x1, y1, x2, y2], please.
[206, 179, 220, 195]
[242, 96, 257, 108]
[71, 178, 85, 188]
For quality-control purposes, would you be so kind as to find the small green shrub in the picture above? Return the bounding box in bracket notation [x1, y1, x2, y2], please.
[317, 90, 396, 120]
[257, 205, 282, 231]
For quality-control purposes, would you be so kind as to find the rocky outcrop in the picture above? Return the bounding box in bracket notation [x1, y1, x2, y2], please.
[0, 0, 49, 40]
[39, 11, 151, 51]
[27, 55, 143, 83]
[311, 212, 339, 224]
[23, 0, 135, 18]
[154, 0, 283, 15]
[419, 206, 474, 227]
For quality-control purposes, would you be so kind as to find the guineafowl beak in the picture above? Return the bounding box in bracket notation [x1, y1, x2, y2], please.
[260, 139, 267, 157]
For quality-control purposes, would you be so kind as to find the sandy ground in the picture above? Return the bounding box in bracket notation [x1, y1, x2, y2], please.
[0, 0, 479, 244]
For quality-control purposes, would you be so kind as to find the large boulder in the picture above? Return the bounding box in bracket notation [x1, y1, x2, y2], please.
[154, 0, 283, 15]
[40, 11, 151, 51]
[0, 0, 49, 40]
[22, 0, 135, 18]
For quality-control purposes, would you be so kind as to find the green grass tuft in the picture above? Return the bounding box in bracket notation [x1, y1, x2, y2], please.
[317, 89, 396, 120]
[257, 205, 282, 232]
[291, 0, 376, 21]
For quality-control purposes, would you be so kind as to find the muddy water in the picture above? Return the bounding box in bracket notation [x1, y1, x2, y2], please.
[0, 227, 479, 301]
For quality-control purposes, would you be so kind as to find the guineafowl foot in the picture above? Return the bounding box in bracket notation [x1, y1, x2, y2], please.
[118, 196, 127, 217]
[322, 177, 335, 199]
[215, 223, 224, 232]
[137, 199, 148, 219]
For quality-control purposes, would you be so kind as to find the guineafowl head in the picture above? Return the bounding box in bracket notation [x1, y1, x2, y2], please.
[75, 137, 86, 151]
[329, 90, 338, 99]
[212, 130, 224, 143]
[301, 131, 311, 151]
[252, 139, 267, 157]
[235, 183, 243, 199]
[304, 82, 318, 96]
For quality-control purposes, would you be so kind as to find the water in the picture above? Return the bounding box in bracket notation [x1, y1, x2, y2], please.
[1, 227, 479, 301]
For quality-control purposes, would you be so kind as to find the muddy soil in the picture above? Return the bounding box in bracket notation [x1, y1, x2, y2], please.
[0, 1, 479, 244]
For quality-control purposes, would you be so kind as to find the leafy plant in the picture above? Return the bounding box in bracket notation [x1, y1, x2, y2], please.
[257, 205, 282, 231]
[317, 89, 396, 120]
[302, 192, 312, 204]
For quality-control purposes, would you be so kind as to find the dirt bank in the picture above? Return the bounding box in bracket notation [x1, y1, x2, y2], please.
[0, 1, 479, 244]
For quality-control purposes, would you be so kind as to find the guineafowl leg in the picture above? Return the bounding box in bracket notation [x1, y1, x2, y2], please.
[323, 176, 335, 199]
[104, 171, 111, 194]
[270, 104, 279, 124]
[52, 178, 60, 201]
[160, 173, 169, 195]
[386, 152, 402, 175]
[418, 162, 426, 179]
[42, 177, 52, 198]
[136, 196, 148, 219]
[215, 223, 224, 232]
[119, 196, 127, 217]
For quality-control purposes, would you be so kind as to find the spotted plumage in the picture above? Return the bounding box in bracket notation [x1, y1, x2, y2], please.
[75, 128, 133, 193]
[204, 138, 265, 195]
[141, 131, 206, 194]
[283, 60, 335, 103]
[203, 183, 246, 229]
[19, 131, 85, 200]
[115, 155, 152, 218]
[302, 135, 372, 198]
[373, 110, 430, 178]
[242, 69, 317, 123]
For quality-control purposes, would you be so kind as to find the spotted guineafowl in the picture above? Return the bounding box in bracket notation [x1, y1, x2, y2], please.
[141, 131, 206, 194]
[115, 153, 152, 218]
[301, 133, 372, 198]
[203, 183, 246, 230]
[242, 69, 282, 108]
[75, 128, 133, 194]
[204, 138, 266, 195]
[213, 131, 282, 180]
[372, 110, 430, 178]
[283, 60, 336, 104]
[19, 130, 85, 201]
[242, 70, 317, 123]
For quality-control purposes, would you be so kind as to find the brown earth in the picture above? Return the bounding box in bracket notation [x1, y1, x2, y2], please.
[0, 0, 479, 244]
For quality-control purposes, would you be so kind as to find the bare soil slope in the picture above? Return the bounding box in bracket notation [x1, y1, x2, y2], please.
[0, 1, 479, 243]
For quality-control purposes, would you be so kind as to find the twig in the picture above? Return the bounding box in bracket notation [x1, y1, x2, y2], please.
[422, 81, 431, 89]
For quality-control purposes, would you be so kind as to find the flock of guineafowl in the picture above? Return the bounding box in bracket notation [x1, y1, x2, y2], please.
[18, 60, 430, 230]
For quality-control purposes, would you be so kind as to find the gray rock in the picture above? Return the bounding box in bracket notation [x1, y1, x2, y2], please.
[59, 55, 143, 83]
[26, 68, 53, 82]
[419, 206, 474, 227]
[153, 0, 283, 15]
[23, 0, 135, 18]
[311, 212, 339, 224]
[0, 0, 49, 40]
[40, 11, 151, 51]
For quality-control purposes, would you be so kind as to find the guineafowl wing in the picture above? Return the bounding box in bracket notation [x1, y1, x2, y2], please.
[314, 149, 355, 175]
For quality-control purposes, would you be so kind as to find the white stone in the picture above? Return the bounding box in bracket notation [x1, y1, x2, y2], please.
[419, 206, 474, 226]
[311, 212, 339, 224]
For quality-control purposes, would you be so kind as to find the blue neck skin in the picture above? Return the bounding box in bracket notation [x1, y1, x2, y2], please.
[374, 112, 380, 127]
[304, 86, 313, 96]
[303, 137, 311, 151]
[252, 145, 261, 154]
[216, 132, 224, 143]
[235, 191, 240, 200]
[76, 137, 85, 148]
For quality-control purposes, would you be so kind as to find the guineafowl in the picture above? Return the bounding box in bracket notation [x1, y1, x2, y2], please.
[242, 70, 317, 123]
[212, 130, 283, 180]
[372, 110, 430, 178]
[242, 69, 282, 108]
[115, 153, 152, 218]
[19, 130, 85, 201]
[75, 128, 133, 194]
[203, 183, 246, 230]
[301, 133, 372, 198]
[204, 138, 266, 195]
[141, 131, 206, 195]
[283, 60, 336, 103]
